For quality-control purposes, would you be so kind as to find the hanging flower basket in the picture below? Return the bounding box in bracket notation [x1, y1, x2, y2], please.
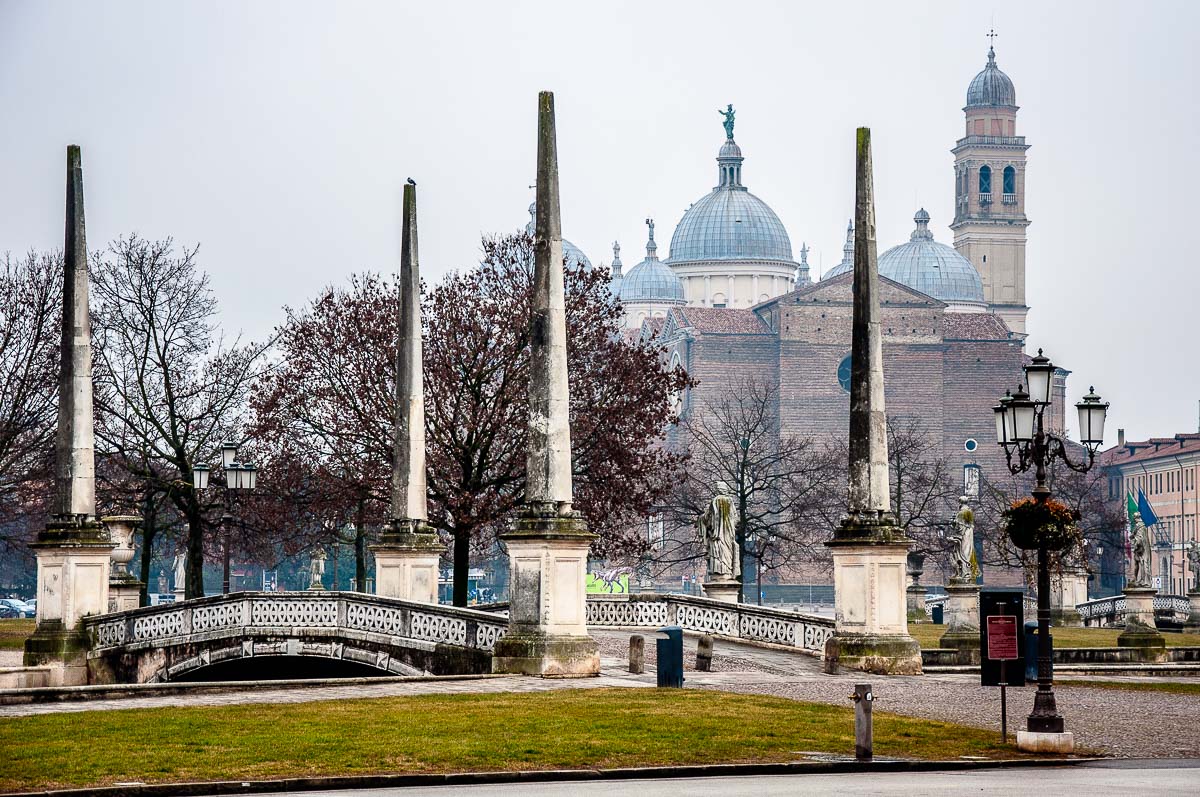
[1002, 498, 1082, 551]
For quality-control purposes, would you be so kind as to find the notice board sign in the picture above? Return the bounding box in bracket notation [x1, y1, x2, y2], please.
[986, 616, 1019, 660]
[980, 588, 1025, 687]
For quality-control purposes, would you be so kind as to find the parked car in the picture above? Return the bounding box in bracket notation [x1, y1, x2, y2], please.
[0, 598, 33, 618]
[0, 604, 21, 619]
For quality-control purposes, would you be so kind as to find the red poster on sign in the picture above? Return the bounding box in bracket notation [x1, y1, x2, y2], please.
[987, 615, 1019, 660]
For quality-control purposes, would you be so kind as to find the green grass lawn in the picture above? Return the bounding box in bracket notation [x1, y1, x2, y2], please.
[1057, 679, 1200, 695]
[909, 623, 1200, 650]
[0, 688, 1034, 792]
[0, 618, 33, 650]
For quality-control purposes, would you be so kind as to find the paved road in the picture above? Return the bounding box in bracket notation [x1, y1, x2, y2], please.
[237, 761, 1200, 797]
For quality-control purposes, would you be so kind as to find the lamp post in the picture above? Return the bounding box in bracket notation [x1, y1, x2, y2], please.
[190, 441, 260, 595]
[993, 349, 1108, 740]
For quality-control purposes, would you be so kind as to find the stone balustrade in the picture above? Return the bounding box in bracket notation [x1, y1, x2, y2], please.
[1076, 593, 1192, 626]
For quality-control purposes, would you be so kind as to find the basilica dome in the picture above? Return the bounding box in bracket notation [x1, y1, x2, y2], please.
[619, 220, 685, 304]
[525, 202, 592, 269]
[966, 46, 1016, 108]
[879, 209, 985, 309]
[666, 136, 795, 266]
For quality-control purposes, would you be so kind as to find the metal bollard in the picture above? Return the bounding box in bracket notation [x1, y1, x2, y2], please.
[628, 634, 645, 674]
[696, 634, 714, 672]
[850, 683, 873, 761]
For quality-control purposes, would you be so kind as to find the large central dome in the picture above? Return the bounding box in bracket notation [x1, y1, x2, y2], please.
[666, 138, 795, 265]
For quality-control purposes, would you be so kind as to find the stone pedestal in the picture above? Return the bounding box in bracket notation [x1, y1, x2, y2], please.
[1185, 591, 1200, 632]
[492, 510, 599, 677]
[938, 581, 981, 664]
[103, 515, 144, 613]
[825, 534, 922, 675]
[703, 579, 740, 604]
[906, 584, 927, 624]
[1117, 587, 1166, 655]
[24, 517, 114, 685]
[1016, 730, 1075, 754]
[371, 521, 443, 604]
[1050, 567, 1087, 628]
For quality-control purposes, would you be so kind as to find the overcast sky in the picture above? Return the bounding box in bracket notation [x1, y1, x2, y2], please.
[2, 0, 1197, 444]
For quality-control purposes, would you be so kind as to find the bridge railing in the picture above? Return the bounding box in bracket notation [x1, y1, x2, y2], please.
[922, 592, 1038, 620]
[584, 593, 835, 654]
[1076, 593, 1192, 624]
[83, 591, 511, 653]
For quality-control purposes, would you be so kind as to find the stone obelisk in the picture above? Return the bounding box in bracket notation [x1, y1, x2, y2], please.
[823, 129, 921, 676]
[372, 180, 443, 604]
[25, 146, 115, 684]
[492, 91, 599, 677]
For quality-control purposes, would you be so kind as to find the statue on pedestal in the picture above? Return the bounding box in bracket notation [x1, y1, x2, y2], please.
[698, 482, 739, 581]
[949, 496, 975, 583]
[1186, 540, 1200, 592]
[1129, 511, 1152, 588]
[172, 550, 186, 593]
[718, 104, 736, 140]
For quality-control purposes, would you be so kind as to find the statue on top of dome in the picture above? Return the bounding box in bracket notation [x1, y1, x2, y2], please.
[719, 104, 735, 140]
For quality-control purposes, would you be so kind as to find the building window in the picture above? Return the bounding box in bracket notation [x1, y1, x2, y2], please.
[979, 165, 992, 194]
[837, 354, 852, 393]
[1003, 165, 1016, 194]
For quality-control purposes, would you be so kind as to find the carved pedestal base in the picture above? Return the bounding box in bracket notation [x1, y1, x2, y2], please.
[1050, 568, 1088, 628]
[24, 517, 114, 685]
[938, 581, 981, 665]
[1185, 591, 1200, 632]
[492, 508, 598, 677]
[371, 521, 443, 604]
[1117, 587, 1166, 656]
[906, 584, 927, 624]
[1016, 730, 1075, 754]
[108, 580, 143, 613]
[702, 580, 740, 604]
[824, 528, 921, 675]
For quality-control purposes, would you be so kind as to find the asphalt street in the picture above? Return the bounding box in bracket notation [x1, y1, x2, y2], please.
[236, 760, 1200, 797]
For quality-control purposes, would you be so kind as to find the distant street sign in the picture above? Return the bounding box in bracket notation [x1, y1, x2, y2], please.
[986, 615, 1019, 660]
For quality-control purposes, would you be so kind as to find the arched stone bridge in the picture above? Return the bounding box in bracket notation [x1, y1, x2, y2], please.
[83, 592, 509, 684]
[81, 591, 835, 684]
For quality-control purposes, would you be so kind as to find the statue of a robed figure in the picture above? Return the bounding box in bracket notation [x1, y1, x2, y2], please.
[698, 482, 740, 602]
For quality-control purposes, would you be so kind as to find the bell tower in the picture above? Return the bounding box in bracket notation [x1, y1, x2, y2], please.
[950, 38, 1031, 334]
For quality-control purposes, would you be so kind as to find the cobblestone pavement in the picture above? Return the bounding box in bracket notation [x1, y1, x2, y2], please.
[5, 631, 1199, 759]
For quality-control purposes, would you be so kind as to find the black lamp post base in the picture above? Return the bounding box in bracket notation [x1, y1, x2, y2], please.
[1027, 712, 1065, 734]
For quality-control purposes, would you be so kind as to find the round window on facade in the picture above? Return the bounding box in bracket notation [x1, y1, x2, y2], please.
[964, 438, 978, 453]
[837, 354, 852, 393]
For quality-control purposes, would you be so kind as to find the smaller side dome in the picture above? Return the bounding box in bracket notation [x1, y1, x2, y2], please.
[525, 201, 593, 269]
[966, 46, 1016, 108]
[878, 209, 986, 309]
[619, 219, 686, 304]
[821, 219, 855, 280]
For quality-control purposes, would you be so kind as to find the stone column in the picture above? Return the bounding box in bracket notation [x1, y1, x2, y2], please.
[25, 146, 114, 686]
[492, 92, 599, 677]
[372, 179, 443, 604]
[104, 516, 144, 613]
[1049, 566, 1087, 627]
[1117, 586, 1166, 658]
[823, 129, 921, 676]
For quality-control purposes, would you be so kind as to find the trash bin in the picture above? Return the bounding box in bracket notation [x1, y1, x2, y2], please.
[931, 604, 944, 625]
[1024, 620, 1039, 682]
[656, 625, 683, 688]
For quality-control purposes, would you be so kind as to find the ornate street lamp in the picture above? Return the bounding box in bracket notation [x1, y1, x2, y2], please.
[994, 349, 1109, 741]
[185, 442, 261, 595]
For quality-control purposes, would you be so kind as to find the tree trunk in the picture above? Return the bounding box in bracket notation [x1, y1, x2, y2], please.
[185, 499, 205, 599]
[453, 527, 470, 607]
[137, 497, 157, 607]
[355, 498, 367, 592]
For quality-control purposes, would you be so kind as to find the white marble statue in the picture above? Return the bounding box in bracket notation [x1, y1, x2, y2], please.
[308, 547, 327, 590]
[1186, 540, 1200, 592]
[1130, 512, 1153, 588]
[949, 496, 974, 583]
[172, 550, 186, 592]
[698, 482, 739, 580]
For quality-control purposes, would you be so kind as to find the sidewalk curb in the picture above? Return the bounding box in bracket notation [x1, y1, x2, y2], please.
[0, 673, 511, 706]
[8, 757, 1102, 797]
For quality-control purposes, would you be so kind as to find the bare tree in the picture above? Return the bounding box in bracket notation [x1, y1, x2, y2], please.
[91, 236, 273, 598]
[664, 377, 833, 602]
[0, 251, 61, 587]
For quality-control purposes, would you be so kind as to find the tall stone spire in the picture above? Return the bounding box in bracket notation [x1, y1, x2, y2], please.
[391, 180, 427, 525]
[795, 242, 811, 288]
[610, 241, 623, 278]
[847, 127, 891, 519]
[372, 178, 441, 604]
[54, 145, 96, 520]
[525, 90, 574, 512]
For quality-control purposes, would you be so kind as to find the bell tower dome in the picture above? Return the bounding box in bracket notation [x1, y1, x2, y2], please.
[950, 37, 1031, 334]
